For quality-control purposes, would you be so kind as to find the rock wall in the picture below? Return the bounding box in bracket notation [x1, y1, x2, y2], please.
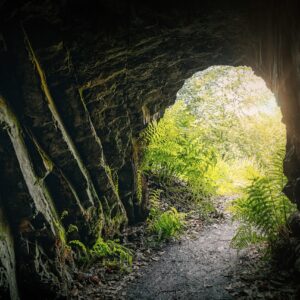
[0, 0, 299, 298]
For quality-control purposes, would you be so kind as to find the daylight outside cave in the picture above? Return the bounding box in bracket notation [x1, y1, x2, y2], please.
[119, 65, 300, 299]
[69, 66, 299, 299]
[141, 65, 295, 250]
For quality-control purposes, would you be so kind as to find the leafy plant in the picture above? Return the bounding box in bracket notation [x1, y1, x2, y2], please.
[69, 239, 90, 264]
[141, 65, 288, 250]
[230, 224, 266, 249]
[69, 237, 133, 270]
[230, 146, 296, 249]
[141, 100, 217, 197]
[67, 224, 79, 235]
[147, 188, 186, 241]
[148, 207, 186, 241]
[91, 237, 133, 270]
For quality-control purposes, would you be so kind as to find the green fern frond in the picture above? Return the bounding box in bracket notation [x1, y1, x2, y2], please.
[231, 145, 296, 249]
[231, 225, 266, 249]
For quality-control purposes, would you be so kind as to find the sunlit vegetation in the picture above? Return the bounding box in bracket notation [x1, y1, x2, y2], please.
[141, 65, 296, 248]
[230, 145, 296, 249]
[141, 101, 217, 197]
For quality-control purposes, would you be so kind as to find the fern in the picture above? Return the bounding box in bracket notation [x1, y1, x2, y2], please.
[140, 101, 217, 197]
[69, 239, 90, 264]
[147, 188, 186, 241]
[231, 145, 296, 249]
[69, 239, 88, 254]
[91, 237, 133, 269]
[148, 207, 186, 241]
[230, 225, 266, 249]
[67, 224, 79, 235]
[69, 237, 133, 270]
[136, 168, 143, 203]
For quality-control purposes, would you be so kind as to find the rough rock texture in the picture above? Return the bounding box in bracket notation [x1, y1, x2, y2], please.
[0, 0, 299, 298]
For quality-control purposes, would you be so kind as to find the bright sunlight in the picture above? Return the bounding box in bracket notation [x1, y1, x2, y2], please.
[141, 65, 296, 249]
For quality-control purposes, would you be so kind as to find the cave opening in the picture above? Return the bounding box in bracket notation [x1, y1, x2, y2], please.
[2, 1, 300, 298]
[125, 64, 300, 297]
[141, 65, 295, 250]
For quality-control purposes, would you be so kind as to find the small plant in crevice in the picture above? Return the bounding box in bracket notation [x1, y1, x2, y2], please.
[146, 188, 186, 241]
[67, 224, 79, 235]
[230, 146, 297, 250]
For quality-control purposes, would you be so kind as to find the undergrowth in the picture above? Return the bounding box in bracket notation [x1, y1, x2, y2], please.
[91, 237, 133, 270]
[69, 237, 133, 271]
[140, 101, 217, 198]
[146, 188, 186, 241]
[230, 146, 297, 250]
[139, 66, 288, 252]
[140, 101, 217, 233]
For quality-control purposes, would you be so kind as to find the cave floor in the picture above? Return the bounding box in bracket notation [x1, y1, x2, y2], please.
[124, 216, 237, 299]
[73, 197, 299, 300]
[123, 211, 298, 300]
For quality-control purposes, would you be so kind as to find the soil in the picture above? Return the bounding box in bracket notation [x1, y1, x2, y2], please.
[71, 196, 300, 300]
[124, 216, 237, 299]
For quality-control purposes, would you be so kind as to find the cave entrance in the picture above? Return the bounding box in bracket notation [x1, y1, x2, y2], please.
[142, 65, 295, 249]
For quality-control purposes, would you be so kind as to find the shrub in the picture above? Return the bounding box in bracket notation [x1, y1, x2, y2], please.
[69, 237, 133, 270]
[147, 188, 186, 241]
[91, 237, 133, 270]
[148, 207, 186, 241]
[230, 146, 297, 249]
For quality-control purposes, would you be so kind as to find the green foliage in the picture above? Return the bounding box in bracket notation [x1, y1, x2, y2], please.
[69, 237, 133, 270]
[69, 239, 89, 264]
[60, 210, 69, 220]
[178, 66, 284, 169]
[230, 146, 297, 249]
[141, 65, 288, 250]
[179, 66, 274, 160]
[91, 237, 133, 270]
[230, 225, 266, 249]
[69, 239, 88, 254]
[141, 100, 217, 197]
[148, 207, 186, 241]
[148, 188, 162, 213]
[213, 158, 261, 195]
[194, 196, 217, 220]
[136, 168, 143, 203]
[141, 67, 285, 200]
[147, 188, 186, 241]
[67, 224, 79, 235]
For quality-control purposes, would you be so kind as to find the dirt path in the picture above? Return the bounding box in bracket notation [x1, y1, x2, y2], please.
[123, 218, 238, 300]
[73, 197, 298, 299]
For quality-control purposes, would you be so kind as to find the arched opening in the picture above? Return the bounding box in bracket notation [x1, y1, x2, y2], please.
[142, 65, 293, 236]
[131, 65, 297, 298]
